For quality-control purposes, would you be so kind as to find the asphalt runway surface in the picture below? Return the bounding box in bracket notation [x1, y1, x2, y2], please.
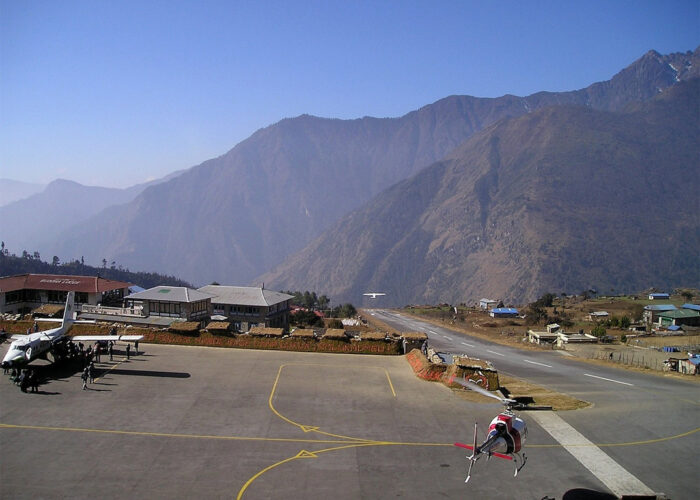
[1, 332, 697, 499]
[369, 309, 700, 499]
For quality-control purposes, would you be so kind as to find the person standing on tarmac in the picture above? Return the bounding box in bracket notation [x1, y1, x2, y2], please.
[81, 367, 89, 390]
[28, 369, 38, 393]
[108, 342, 114, 361]
[126, 344, 130, 360]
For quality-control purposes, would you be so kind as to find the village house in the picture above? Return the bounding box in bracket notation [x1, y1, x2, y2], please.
[527, 323, 561, 344]
[643, 304, 677, 325]
[657, 309, 700, 328]
[479, 298, 498, 310]
[587, 311, 609, 321]
[489, 307, 518, 318]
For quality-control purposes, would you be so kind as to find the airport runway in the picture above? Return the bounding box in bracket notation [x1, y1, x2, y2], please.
[1, 335, 696, 499]
[368, 309, 700, 499]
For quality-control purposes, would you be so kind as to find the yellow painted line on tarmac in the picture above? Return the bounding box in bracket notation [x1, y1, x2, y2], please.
[94, 357, 127, 382]
[527, 426, 700, 448]
[0, 423, 363, 445]
[4, 422, 693, 451]
[267, 364, 378, 443]
[385, 369, 396, 397]
[236, 442, 379, 500]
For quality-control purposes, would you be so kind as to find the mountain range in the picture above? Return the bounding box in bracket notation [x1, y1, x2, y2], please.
[261, 78, 700, 305]
[4, 47, 698, 305]
[0, 172, 185, 258]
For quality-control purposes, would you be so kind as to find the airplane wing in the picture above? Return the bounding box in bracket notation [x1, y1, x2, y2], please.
[10, 334, 30, 340]
[71, 335, 144, 342]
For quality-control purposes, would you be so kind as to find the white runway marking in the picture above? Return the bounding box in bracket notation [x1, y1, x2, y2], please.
[524, 359, 552, 368]
[531, 412, 654, 498]
[460, 342, 475, 348]
[442, 335, 452, 340]
[584, 373, 633, 386]
[486, 349, 505, 357]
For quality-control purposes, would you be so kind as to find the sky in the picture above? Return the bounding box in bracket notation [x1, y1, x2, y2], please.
[1, 1, 698, 188]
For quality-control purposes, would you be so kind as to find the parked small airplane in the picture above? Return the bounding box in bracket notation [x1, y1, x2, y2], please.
[450, 376, 528, 483]
[363, 292, 386, 299]
[1, 291, 143, 369]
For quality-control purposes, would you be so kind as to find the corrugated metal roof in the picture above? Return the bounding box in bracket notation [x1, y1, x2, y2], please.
[0, 273, 131, 293]
[491, 307, 518, 314]
[659, 309, 700, 319]
[198, 285, 292, 307]
[126, 286, 213, 303]
[682, 303, 700, 311]
[644, 304, 677, 311]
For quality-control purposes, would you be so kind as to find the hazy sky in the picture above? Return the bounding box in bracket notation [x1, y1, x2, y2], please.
[1, 1, 698, 188]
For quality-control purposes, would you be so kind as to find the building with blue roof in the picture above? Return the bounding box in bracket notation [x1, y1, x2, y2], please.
[648, 293, 670, 300]
[682, 303, 700, 312]
[489, 307, 519, 318]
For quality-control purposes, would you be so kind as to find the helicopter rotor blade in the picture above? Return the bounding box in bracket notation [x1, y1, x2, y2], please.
[449, 376, 516, 404]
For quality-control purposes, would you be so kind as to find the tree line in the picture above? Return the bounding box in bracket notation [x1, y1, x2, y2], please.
[0, 242, 191, 290]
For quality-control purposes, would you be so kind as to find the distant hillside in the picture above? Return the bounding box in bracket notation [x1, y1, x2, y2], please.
[0, 179, 45, 206]
[260, 79, 700, 306]
[0, 252, 192, 290]
[50, 48, 700, 286]
[0, 171, 187, 261]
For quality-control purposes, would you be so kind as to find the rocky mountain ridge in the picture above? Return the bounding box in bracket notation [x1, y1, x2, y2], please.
[260, 78, 700, 305]
[29, 47, 700, 301]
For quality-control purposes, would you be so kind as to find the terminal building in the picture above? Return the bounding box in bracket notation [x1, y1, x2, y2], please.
[198, 285, 293, 331]
[0, 273, 132, 316]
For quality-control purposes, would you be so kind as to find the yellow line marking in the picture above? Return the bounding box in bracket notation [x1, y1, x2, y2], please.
[94, 357, 127, 382]
[267, 364, 377, 443]
[0, 423, 362, 445]
[235, 453, 302, 500]
[3, 422, 695, 450]
[527, 426, 700, 448]
[236, 443, 378, 500]
[385, 369, 396, 397]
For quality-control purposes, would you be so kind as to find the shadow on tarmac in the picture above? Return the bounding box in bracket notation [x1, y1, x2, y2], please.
[103, 368, 190, 378]
[561, 489, 617, 499]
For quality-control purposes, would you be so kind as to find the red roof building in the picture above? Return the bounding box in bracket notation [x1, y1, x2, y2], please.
[0, 273, 132, 315]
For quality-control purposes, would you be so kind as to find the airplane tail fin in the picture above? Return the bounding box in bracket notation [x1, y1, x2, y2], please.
[62, 291, 75, 329]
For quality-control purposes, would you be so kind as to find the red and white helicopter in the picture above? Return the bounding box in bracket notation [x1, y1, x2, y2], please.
[450, 376, 528, 483]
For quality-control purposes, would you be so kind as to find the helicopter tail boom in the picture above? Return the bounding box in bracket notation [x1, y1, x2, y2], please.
[454, 442, 513, 460]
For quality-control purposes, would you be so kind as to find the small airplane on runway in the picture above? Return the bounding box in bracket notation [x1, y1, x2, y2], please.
[2, 291, 143, 369]
[363, 292, 386, 299]
[450, 376, 528, 483]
